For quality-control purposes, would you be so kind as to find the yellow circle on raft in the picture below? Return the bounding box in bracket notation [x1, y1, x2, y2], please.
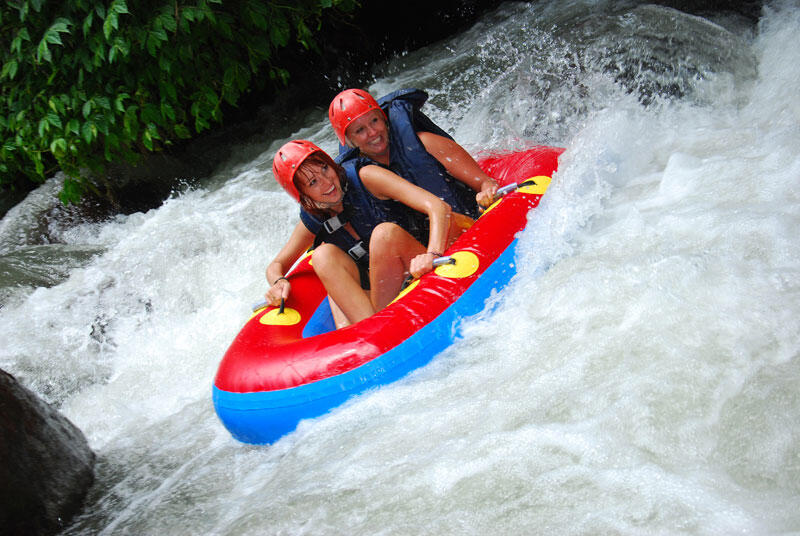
[517, 175, 552, 195]
[259, 307, 301, 326]
[390, 279, 419, 304]
[249, 305, 267, 321]
[434, 251, 480, 278]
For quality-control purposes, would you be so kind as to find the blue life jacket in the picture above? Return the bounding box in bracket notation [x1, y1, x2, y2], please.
[337, 88, 481, 242]
[299, 159, 410, 289]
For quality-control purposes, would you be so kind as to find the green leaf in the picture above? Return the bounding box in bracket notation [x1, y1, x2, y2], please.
[269, 16, 290, 47]
[35, 19, 72, 63]
[141, 103, 160, 124]
[103, 0, 128, 39]
[37, 40, 51, 63]
[123, 108, 138, 137]
[50, 138, 67, 158]
[32, 152, 44, 176]
[45, 21, 70, 44]
[173, 123, 191, 138]
[1, 59, 19, 80]
[59, 177, 84, 205]
[112, 0, 129, 15]
[83, 12, 94, 36]
[158, 54, 171, 73]
[104, 13, 118, 39]
[114, 93, 129, 113]
[146, 28, 168, 56]
[160, 102, 175, 122]
[46, 112, 62, 129]
[142, 129, 153, 151]
[218, 19, 233, 39]
[159, 12, 177, 33]
[222, 65, 235, 86]
[160, 80, 177, 102]
[81, 121, 96, 144]
[17, 2, 30, 23]
[296, 19, 313, 50]
[11, 28, 30, 54]
[66, 119, 80, 135]
[248, 10, 267, 30]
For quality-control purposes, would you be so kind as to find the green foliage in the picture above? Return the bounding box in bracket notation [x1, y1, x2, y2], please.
[1, 0, 357, 201]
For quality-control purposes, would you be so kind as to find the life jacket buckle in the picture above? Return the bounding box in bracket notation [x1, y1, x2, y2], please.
[323, 215, 344, 234]
[348, 241, 367, 261]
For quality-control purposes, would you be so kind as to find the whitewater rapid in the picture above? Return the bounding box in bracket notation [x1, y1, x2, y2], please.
[1, 1, 799, 534]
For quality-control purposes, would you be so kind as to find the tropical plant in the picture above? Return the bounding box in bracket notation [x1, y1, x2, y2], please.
[0, 0, 356, 203]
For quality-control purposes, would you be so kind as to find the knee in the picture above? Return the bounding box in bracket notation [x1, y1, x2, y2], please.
[311, 243, 342, 271]
[369, 222, 405, 255]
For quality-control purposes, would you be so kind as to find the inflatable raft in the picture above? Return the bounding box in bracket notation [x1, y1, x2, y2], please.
[213, 146, 563, 444]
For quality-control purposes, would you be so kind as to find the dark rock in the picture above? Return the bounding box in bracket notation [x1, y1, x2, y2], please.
[0, 369, 95, 536]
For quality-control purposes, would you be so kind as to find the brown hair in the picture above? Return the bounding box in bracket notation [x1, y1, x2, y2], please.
[293, 151, 347, 217]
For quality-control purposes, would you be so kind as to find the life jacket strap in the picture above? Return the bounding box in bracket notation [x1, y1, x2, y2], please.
[323, 215, 344, 233]
[322, 202, 355, 234]
[348, 241, 367, 261]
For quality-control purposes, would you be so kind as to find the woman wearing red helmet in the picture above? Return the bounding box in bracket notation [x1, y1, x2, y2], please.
[265, 139, 467, 328]
[328, 88, 499, 219]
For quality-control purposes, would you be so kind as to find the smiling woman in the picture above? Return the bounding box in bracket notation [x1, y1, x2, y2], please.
[265, 139, 469, 328]
[215, 146, 562, 444]
[330, 88, 499, 227]
[296, 159, 345, 206]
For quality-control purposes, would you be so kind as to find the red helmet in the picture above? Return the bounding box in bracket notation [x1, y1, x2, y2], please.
[272, 140, 323, 202]
[328, 88, 386, 145]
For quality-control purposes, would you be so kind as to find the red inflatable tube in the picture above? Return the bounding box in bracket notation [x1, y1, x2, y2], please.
[213, 145, 563, 443]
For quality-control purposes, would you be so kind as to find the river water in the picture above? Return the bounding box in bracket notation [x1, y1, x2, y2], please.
[2, 1, 799, 534]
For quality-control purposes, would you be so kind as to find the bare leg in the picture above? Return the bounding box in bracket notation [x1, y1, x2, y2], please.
[449, 212, 474, 243]
[368, 222, 426, 311]
[312, 244, 374, 327]
[327, 297, 350, 330]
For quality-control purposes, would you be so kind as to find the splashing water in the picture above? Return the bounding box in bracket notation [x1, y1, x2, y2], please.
[1, 1, 799, 533]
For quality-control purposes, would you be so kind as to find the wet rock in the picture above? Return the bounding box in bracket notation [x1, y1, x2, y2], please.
[0, 369, 95, 535]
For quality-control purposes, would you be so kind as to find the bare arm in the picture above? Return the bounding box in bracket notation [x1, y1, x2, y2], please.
[264, 221, 315, 305]
[417, 131, 498, 207]
[359, 164, 451, 277]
